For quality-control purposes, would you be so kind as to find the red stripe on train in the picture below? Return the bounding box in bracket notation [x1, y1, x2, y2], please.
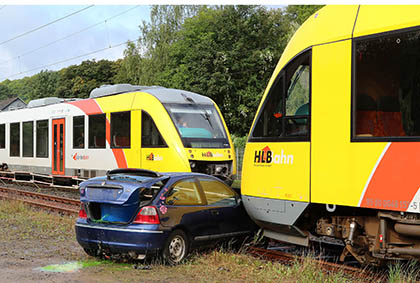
[360, 143, 420, 211]
[67, 99, 128, 169]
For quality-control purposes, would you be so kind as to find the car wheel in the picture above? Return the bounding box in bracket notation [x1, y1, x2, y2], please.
[163, 230, 189, 265]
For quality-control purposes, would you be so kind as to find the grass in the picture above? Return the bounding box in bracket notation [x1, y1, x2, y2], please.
[0, 200, 76, 242]
[1, 199, 420, 282]
[388, 260, 420, 283]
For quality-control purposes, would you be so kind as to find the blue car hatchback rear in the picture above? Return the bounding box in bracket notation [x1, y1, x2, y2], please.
[75, 169, 256, 264]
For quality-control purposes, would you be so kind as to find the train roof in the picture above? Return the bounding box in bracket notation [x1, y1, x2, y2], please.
[144, 87, 213, 105]
[21, 84, 214, 111]
[275, 5, 420, 81]
[89, 84, 214, 105]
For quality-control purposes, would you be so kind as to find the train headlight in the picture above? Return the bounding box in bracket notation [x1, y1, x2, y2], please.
[189, 161, 196, 169]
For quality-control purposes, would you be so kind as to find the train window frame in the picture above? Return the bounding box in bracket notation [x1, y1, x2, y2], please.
[141, 110, 168, 148]
[249, 49, 312, 143]
[352, 26, 420, 142]
[73, 116, 85, 149]
[22, 121, 34, 158]
[10, 122, 20, 157]
[111, 111, 131, 149]
[88, 114, 106, 149]
[36, 120, 49, 158]
[0, 124, 5, 149]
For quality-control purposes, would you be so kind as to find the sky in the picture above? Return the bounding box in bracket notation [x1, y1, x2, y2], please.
[0, 5, 151, 82]
[0, 4, 290, 83]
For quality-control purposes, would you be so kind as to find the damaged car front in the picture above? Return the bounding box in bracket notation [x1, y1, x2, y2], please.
[75, 169, 169, 260]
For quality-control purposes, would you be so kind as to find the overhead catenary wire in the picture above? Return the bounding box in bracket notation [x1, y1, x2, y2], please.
[0, 5, 94, 47]
[0, 39, 136, 81]
[0, 5, 140, 66]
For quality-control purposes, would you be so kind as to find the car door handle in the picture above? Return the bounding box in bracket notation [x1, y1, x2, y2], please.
[210, 210, 219, 216]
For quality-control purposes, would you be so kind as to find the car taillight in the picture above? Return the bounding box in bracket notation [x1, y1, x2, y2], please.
[79, 205, 87, 219]
[133, 206, 160, 224]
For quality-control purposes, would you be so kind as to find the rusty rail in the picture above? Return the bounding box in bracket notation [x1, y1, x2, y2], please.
[0, 186, 79, 215]
[247, 246, 378, 281]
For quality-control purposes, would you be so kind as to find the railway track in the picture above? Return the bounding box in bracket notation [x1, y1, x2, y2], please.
[0, 186, 79, 215]
[246, 246, 379, 281]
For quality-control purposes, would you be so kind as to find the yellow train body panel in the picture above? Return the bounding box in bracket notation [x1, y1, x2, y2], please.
[354, 5, 420, 37]
[311, 40, 388, 206]
[243, 142, 310, 202]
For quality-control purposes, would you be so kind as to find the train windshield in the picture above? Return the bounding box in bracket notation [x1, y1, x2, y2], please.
[165, 103, 229, 148]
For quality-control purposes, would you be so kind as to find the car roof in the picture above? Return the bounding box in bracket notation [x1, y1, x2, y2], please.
[81, 171, 221, 187]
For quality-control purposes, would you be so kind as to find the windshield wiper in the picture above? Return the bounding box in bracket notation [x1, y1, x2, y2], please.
[202, 111, 214, 129]
[180, 93, 214, 129]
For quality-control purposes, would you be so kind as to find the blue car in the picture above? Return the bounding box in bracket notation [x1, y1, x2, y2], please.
[75, 169, 256, 264]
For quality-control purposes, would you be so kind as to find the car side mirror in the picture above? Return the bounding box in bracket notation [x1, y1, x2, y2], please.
[236, 197, 242, 206]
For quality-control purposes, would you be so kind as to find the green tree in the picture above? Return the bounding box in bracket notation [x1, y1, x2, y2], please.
[160, 6, 288, 135]
[31, 70, 60, 99]
[285, 5, 324, 26]
[113, 42, 142, 84]
[136, 5, 203, 85]
[55, 59, 119, 98]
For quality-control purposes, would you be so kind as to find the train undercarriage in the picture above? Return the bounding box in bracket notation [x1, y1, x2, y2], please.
[256, 203, 420, 266]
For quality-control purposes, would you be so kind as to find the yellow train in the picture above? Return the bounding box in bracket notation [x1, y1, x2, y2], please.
[0, 84, 236, 182]
[242, 5, 420, 264]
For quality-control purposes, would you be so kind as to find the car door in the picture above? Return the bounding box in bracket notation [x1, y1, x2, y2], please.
[162, 177, 217, 238]
[197, 177, 247, 236]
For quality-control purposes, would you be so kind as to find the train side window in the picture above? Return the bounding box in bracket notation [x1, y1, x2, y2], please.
[141, 111, 167, 148]
[73, 116, 85, 149]
[252, 76, 284, 138]
[23, 121, 34, 157]
[10, 122, 20, 157]
[36, 120, 48, 158]
[354, 29, 420, 139]
[251, 50, 311, 140]
[89, 114, 106, 149]
[111, 111, 130, 148]
[0, 124, 5, 149]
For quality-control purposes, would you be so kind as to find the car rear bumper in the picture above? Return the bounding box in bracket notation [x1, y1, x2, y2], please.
[75, 222, 169, 255]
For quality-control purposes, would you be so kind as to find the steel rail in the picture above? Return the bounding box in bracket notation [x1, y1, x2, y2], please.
[247, 246, 378, 281]
[0, 186, 79, 215]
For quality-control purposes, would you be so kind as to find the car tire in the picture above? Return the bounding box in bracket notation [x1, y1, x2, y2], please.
[162, 230, 189, 265]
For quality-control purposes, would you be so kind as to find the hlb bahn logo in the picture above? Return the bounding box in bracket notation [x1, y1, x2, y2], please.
[146, 153, 163, 161]
[202, 151, 213, 157]
[201, 151, 223, 158]
[254, 146, 293, 165]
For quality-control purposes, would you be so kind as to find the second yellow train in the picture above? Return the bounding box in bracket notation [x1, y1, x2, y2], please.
[0, 84, 236, 183]
[242, 5, 420, 264]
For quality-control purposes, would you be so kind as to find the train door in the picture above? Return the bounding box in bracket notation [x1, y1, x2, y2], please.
[243, 50, 311, 204]
[140, 110, 170, 171]
[52, 118, 65, 175]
